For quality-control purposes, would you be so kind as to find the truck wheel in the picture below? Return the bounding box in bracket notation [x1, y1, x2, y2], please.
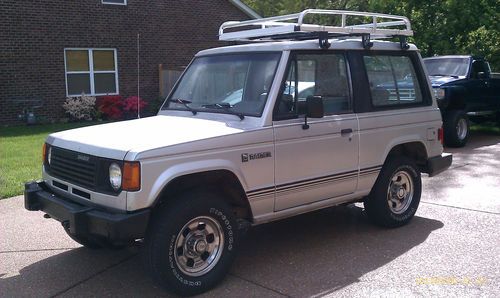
[364, 156, 421, 228]
[443, 110, 470, 147]
[144, 191, 238, 296]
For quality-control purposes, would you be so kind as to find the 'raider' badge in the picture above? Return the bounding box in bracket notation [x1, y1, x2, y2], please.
[77, 154, 90, 162]
[241, 152, 272, 163]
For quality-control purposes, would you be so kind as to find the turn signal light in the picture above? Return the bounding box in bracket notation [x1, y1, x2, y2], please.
[438, 127, 444, 145]
[123, 162, 141, 191]
[42, 143, 47, 163]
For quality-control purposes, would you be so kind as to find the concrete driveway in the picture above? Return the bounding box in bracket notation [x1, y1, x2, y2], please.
[1, 132, 499, 297]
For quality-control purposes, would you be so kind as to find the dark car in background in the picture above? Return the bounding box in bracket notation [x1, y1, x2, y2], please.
[423, 55, 500, 147]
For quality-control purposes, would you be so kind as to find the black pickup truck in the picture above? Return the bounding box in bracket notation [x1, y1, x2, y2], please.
[423, 55, 500, 147]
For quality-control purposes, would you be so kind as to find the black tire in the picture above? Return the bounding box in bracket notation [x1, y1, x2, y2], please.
[144, 191, 239, 296]
[364, 156, 422, 228]
[443, 110, 470, 147]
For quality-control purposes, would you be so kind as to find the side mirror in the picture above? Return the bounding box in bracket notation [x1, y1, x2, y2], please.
[477, 72, 489, 79]
[306, 96, 324, 118]
[302, 96, 324, 130]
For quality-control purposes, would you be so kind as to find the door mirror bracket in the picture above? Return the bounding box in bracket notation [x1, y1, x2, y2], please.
[303, 96, 324, 129]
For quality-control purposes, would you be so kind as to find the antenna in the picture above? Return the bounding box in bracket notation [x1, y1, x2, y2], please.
[137, 33, 140, 119]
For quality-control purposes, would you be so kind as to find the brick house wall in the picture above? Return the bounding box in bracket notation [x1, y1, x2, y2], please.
[0, 0, 251, 125]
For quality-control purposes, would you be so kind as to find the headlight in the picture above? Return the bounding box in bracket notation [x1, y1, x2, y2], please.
[433, 88, 445, 100]
[109, 163, 122, 190]
[47, 146, 52, 165]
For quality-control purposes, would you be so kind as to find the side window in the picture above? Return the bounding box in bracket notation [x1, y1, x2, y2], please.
[364, 55, 423, 107]
[471, 60, 490, 79]
[275, 53, 351, 118]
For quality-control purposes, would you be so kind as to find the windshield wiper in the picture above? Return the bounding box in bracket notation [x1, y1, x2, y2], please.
[430, 74, 459, 78]
[202, 103, 245, 120]
[168, 98, 197, 115]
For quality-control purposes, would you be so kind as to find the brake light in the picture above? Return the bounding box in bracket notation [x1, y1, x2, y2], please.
[122, 162, 141, 191]
[42, 143, 47, 163]
[438, 127, 444, 145]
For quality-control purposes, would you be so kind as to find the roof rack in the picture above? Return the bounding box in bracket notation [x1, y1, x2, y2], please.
[219, 9, 413, 49]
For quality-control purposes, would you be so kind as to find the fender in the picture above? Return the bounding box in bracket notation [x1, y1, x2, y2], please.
[380, 134, 428, 166]
[127, 159, 249, 211]
[440, 85, 467, 110]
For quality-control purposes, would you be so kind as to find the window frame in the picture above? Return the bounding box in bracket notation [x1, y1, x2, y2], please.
[101, 0, 127, 5]
[273, 50, 354, 121]
[64, 48, 119, 97]
[360, 51, 432, 112]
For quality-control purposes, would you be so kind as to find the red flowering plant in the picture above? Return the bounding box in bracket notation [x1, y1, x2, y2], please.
[96, 95, 123, 120]
[122, 96, 148, 119]
[96, 95, 148, 120]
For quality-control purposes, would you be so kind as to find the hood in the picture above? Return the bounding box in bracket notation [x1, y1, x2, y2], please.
[429, 75, 463, 87]
[47, 116, 243, 160]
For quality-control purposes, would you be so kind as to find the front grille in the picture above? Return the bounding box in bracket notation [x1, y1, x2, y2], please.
[48, 147, 97, 189]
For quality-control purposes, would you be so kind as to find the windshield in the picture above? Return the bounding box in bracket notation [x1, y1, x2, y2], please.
[424, 58, 470, 77]
[163, 53, 281, 117]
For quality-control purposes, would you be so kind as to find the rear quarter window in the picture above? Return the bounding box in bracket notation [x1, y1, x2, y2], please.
[363, 55, 424, 108]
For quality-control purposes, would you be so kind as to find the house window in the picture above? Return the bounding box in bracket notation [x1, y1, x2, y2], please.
[65, 49, 119, 96]
[102, 0, 127, 5]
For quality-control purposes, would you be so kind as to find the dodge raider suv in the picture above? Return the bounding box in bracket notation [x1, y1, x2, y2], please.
[25, 10, 452, 296]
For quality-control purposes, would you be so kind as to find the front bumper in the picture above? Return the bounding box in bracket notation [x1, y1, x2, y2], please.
[24, 181, 150, 243]
[423, 153, 453, 177]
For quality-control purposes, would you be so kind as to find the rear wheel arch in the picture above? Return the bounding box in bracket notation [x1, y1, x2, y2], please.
[152, 170, 253, 222]
[384, 141, 428, 170]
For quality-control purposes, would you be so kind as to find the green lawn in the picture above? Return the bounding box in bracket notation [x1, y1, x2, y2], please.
[0, 121, 498, 200]
[0, 122, 100, 199]
[470, 123, 500, 134]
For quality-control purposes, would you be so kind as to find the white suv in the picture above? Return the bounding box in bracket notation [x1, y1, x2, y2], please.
[25, 10, 452, 296]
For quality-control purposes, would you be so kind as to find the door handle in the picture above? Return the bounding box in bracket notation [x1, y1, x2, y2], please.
[341, 128, 353, 136]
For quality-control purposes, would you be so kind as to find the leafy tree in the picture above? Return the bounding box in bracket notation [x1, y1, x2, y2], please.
[243, 0, 499, 70]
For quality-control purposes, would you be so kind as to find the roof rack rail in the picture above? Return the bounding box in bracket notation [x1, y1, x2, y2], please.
[219, 9, 413, 49]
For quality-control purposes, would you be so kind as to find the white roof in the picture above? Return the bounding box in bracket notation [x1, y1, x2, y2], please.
[197, 39, 418, 56]
[423, 55, 472, 60]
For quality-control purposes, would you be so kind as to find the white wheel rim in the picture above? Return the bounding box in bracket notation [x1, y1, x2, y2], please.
[387, 170, 414, 214]
[456, 118, 468, 140]
[174, 216, 224, 277]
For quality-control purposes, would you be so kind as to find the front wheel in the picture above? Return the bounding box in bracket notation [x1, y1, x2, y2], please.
[144, 191, 238, 296]
[364, 156, 422, 228]
[443, 110, 470, 147]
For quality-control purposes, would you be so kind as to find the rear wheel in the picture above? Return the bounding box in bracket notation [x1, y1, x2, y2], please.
[144, 191, 239, 296]
[364, 156, 421, 228]
[443, 110, 470, 147]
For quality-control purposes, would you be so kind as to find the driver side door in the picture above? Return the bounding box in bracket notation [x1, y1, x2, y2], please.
[272, 52, 359, 211]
